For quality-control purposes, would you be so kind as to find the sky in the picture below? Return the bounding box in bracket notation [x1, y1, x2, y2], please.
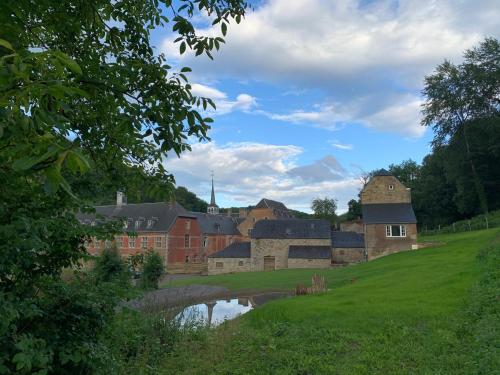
[150, 0, 500, 213]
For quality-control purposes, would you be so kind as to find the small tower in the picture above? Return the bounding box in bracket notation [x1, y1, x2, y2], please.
[207, 172, 219, 215]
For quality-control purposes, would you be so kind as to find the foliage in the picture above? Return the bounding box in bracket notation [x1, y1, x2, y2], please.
[311, 197, 337, 223]
[140, 251, 165, 290]
[160, 229, 500, 374]
[422, 209, 500, 235]
[0, 0, 247, 373]
[94, 245, 131, 285]
[422, 37, 500, 214]
[289, 209, 313, 219]
[96, 308, 207, 374]
[345, 199, 362, 221]
[174, 186, 208, 212]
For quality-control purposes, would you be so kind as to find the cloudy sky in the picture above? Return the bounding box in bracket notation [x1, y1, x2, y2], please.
[151, 0, 500, 213]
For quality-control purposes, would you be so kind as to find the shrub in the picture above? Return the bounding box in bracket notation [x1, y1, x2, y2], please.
[140, 251, 164, 289]
[94, 245, 130, 285]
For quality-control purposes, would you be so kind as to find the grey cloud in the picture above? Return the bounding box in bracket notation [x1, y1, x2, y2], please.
[287, 155, 347, 182]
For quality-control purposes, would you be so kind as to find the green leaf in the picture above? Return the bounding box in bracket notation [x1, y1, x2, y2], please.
[0, 39, 13, 50]
[180, 41, 186, 54]
[221, 22, 227, 37]
[180, 66, 191, 72]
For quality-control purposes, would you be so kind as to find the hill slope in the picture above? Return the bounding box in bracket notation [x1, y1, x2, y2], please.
[160, 229, 499, 374]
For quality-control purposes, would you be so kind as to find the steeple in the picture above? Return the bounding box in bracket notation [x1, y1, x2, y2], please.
[207, 171, 219, 215]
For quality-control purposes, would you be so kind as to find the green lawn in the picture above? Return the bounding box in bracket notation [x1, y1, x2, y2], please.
[159, 229, 499, 374]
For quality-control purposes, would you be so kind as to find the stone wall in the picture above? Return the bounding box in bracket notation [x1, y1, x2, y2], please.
[332, 247, 365, 264]
[339, 220, 364, 233]
[364, 223, 417, 260]
[250, 238, 331, 271]
[287, 258, 330, 269]
[361, 175, 411, 204]
[207, 257, 251, 275]
[237, 208, 275, 239]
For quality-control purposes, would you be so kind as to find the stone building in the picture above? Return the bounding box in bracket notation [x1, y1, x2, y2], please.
[361, 169, 417, 260]
[331, 231, 365, 264]
[237, 198, 294, 239]
[208, 242, 251, 275]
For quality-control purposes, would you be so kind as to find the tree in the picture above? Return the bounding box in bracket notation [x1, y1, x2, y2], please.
[311, 197, 338, 224]
[388, 159, 420, 190]
[0, 0, 247, 372]
[345, 199, 362, 221]
[422, 38, 500, 214]
[140, 251, 165, 290]
[174, 186, 208, 212]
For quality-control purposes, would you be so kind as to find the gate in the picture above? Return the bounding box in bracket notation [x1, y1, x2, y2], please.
[263, 256, 275, 271]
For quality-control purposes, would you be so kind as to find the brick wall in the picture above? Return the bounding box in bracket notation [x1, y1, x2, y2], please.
[361, 175, 411, 204]
[167, 217, 202, 265]
[207, 257, 251, 275]
[364, 223, 417, 260]
[339, 220, 364, 233]
[250, 238, 331, 271]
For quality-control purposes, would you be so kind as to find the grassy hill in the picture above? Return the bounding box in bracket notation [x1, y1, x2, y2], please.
[106, 229, 498, 374]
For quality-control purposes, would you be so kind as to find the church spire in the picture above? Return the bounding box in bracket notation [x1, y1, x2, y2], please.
[207, 171, 219, 215]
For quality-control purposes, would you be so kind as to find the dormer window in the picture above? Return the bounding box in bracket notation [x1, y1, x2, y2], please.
[285, 228, 292, 235]
[135, 220, 140, 229]
[388, 184, 394, 190]
[147, 219, 153, 228]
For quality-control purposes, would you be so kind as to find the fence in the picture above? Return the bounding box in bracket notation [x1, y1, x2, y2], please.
[420, 210, 500, 236]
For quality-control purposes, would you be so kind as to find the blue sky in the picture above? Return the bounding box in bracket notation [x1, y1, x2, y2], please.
[149, 0, 499, 213]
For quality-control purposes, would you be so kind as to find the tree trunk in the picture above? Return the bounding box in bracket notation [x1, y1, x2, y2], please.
[462, 122, 489, 214]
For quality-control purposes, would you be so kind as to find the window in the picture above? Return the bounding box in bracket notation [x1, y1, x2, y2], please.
[339, 250, 345, 255]
[388, 184, 394, 190]
[386, 225, 407, 237]
[129, 237, 136, 248]
[203, 236, 209, 248]
[238, 261, 244, 266]
[116, 236, 123, 248]
[247, 229, 252, 236]
[147, 219, 153, 228]
[141, 236, 148, 249]
[135, 220, 141, 229]
[185, 220, 191, 230]
[104, 240, 111, 249]
[185, 255, 189, 263]
[155, 236, 162, 248]
[184, 234, 190, 248]
[216, 262, 223, 269]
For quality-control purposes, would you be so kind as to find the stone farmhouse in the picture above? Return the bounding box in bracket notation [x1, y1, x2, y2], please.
[79, 169, 417, 275]
[208, 169, 417, 275]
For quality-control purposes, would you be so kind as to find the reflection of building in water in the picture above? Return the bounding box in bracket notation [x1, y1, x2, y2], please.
[205, 302, 216, 326]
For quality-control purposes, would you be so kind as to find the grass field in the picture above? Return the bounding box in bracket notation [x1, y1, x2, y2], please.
[155, 228, 499, 374]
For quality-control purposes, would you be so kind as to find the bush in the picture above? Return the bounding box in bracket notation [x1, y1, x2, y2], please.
[94, 245, 130, 285]
[140, 251, 164, 289]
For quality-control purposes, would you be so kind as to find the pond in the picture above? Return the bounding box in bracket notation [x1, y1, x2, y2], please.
[177, 297, 254, 326]
[175, 292, 291, 326]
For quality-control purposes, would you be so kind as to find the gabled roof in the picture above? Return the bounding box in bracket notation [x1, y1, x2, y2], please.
[373, 168, 392, 177]
[251, 219, 331, 239]
[362, 203, 417, 224]
[209, 242, 251, 258]
[332, 231, 365, 248]
[190, 212, 240, 235]
[288, 245, 331, 259]
[77, 202, 191, 232]
[255, 198, 288, 211]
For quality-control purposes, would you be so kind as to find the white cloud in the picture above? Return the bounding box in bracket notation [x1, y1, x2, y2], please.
[190, 83, 257, 115]
[330, 141, 353, 150]
[165, 142, 361, 212]
[162, 0, 500, 137]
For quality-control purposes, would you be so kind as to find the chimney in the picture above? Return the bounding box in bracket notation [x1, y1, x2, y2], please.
[117, 191, 127, 206]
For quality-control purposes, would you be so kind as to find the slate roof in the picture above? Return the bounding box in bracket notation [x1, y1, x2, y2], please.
[255, 198, 288, 211]
[288, 245, 331, 259]
[331, 231, 365, 248]
[251, 219, 331, 239]
[190, 212, 240, 235]
[209, 242, 251, 258]
[373, 168, 393, 176]
[77, 202, 191, 232]
[362, 203, 417, 224]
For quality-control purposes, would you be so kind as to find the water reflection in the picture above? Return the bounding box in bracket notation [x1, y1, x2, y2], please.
[177, 298, 254, 326]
